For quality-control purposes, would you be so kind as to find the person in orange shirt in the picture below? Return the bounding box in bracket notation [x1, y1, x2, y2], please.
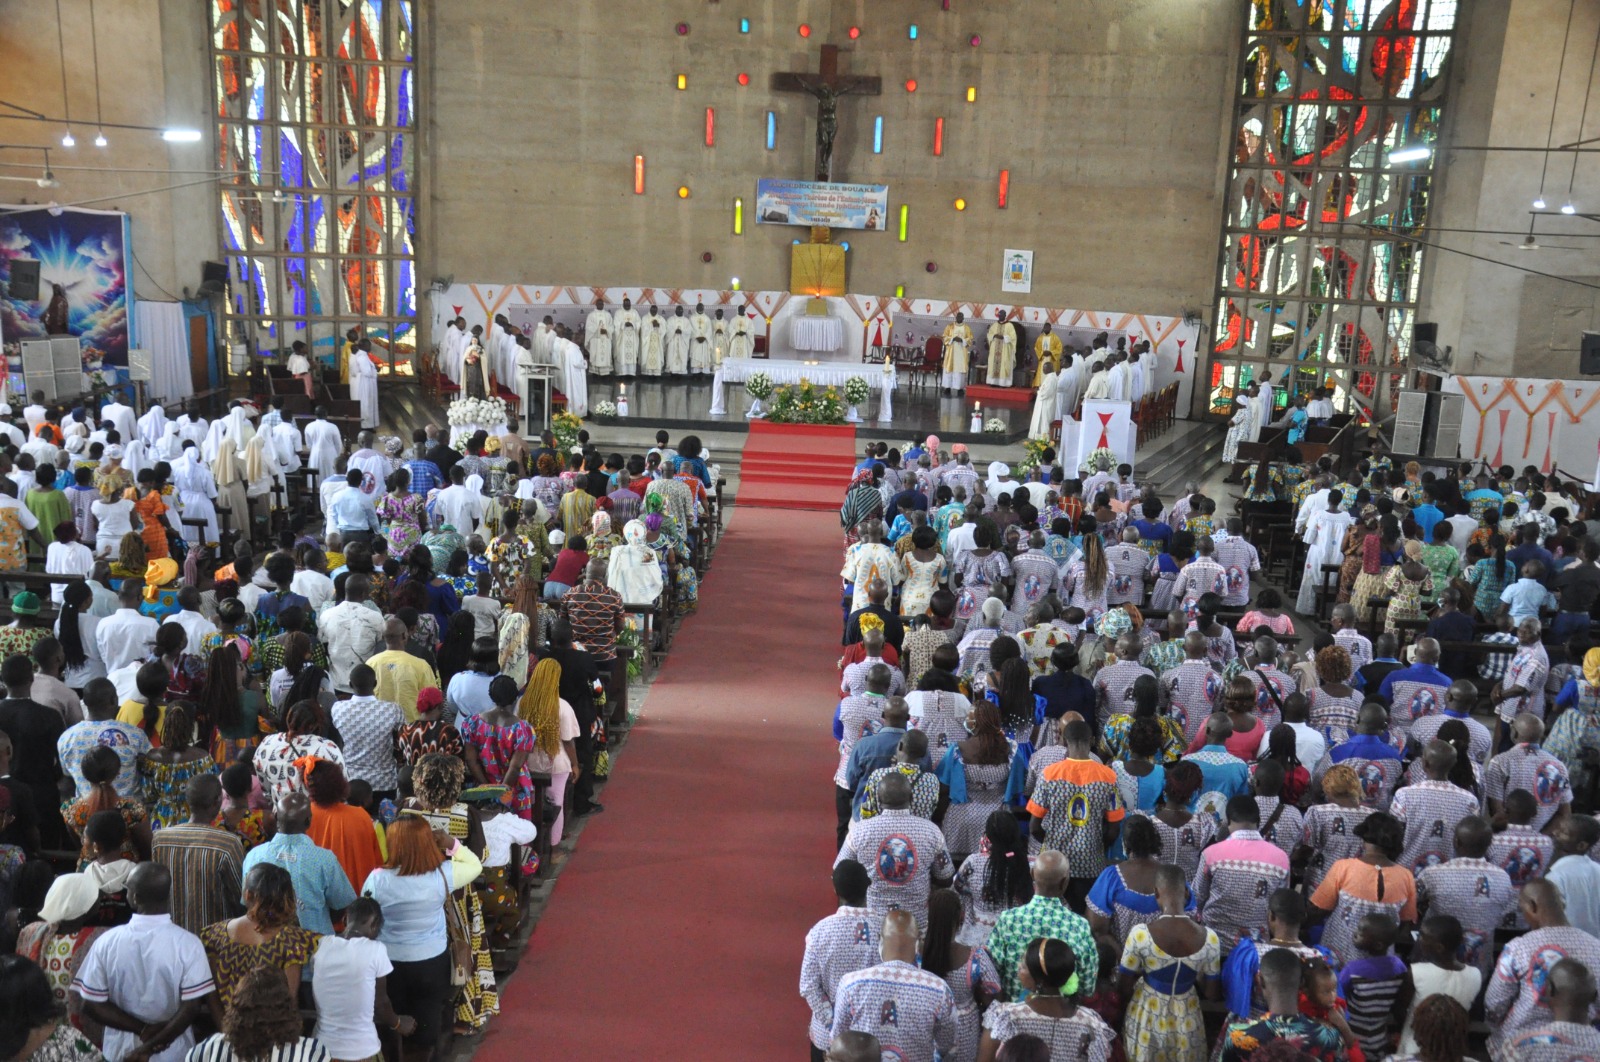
[133, 468, 169, 559]
[303, 757, 384, 895]
[1026, 718, 1126, 910]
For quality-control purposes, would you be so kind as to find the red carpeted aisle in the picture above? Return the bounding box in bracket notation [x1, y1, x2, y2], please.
[738, 420, 859, 511]
[477, 504, 844, 1060]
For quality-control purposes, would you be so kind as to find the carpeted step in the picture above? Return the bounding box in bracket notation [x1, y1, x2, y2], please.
[731, 480, 842, 511]
[738, 421, 858, 510]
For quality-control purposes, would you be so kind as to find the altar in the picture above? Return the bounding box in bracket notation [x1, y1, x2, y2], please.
[789, 315, 845, 352]
[709, 357, 897, 420]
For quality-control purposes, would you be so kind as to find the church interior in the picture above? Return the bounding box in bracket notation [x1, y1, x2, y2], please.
[4, 0, 1600, 1059]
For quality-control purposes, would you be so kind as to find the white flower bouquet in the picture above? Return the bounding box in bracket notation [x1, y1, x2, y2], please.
[843, 376, 871, 406]
[446, 396, 509, 427]
[1082, 446, 1119, 473]
[745, 371, 774, 400]
[592, 400, 618, 417]
[983, 417, 1007, 433]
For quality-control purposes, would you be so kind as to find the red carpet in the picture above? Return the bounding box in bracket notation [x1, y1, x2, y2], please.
[478, 506, 844, 1060]
[738, 419, 859, 511]
[967, 382, 1036, 406]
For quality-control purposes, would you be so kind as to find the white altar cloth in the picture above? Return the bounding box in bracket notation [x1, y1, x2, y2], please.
[789, 315, 845, 352]
[709, 358, 896, 421]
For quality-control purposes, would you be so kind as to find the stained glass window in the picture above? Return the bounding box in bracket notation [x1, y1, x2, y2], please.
[210, 0, 416, 373]
[1210, 0, 1457, 418]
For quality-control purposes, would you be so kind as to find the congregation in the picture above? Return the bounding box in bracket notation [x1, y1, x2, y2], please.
[0, 396, 717, 1062]
[806, 434, 1600, 1062]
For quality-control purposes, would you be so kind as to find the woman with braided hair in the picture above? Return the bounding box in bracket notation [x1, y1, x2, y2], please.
[978, 938, 1116, 1062]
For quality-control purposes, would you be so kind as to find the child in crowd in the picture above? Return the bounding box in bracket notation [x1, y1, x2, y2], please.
[1298, 958, 1361, 1062]
[1336, 915, 1408, 1060]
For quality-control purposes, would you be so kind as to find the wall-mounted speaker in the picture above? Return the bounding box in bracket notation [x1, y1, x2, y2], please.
[8, 260, 40, 301]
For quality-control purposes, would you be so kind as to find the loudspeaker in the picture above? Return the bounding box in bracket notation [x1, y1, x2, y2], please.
[202, 260, 228, 285]
[1414, 321, 1438, 344]
[1581, 332, 1600, 375]
[8, 260, 40, 301]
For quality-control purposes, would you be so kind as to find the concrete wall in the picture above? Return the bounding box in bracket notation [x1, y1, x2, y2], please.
[422, 0, 1242, 348]
[1422, 0, 1600, 377]
[0, 0, 217, 302]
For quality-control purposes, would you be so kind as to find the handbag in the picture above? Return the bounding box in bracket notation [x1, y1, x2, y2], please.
[439, 866, 472, 987]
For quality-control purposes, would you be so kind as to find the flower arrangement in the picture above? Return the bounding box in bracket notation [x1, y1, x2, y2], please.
[767, 378, 846, 424]
[745, 371, 774, 400]
[843, 376, 871, 406]
[983, 417, 1007, 434]
[552, 410, 584, 452]
[1082, 446, 1119, 474]
[446, 396, 509, 428]
[1017, 436, 1053, 477]
[592, 400, 618, 417]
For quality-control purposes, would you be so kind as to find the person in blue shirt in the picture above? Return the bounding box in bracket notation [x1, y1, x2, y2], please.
[1499, 560, 1558, 622]
[1410, 488, 1445, 543]
[1352, 632, 1404, 691]
[1506, 524, 1556, 582]
[1464, 475, 1504, 521]
[1179, 714, 1251, 807]
[242, 791, 356, 936]
[1374, 637, 1451, 703]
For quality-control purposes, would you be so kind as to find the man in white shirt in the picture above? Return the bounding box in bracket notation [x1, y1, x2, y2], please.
[1547, 814, 1600, 939]
[1446, 501, 1480, 558]
[1294, 476, 1333, 536]
[435, 464, 485, 535]
[329, 468, 379, 544]
[95, 581, 160, 673]
[304, 408, 343, 482]
[100, 395, 138, 448]
[166, 587, 217, 649]
[22, 392, 47, 436]
[1256, 690, 1327, 769]
[318, 574, 386, 694]
[291, 553, 336, 614]
[73, 863, 214, 1062]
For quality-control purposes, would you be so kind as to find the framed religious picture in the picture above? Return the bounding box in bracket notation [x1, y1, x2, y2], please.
[1002, 249, 1034, 293]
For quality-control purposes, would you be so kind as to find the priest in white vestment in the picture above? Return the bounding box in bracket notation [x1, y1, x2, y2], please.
[272, 418, 304, 473]
[349, 341, 380, 429]
[688, 305, 714, 374]
[1295, 495, 1355, 614]
[986, 314, 1018, 386]
[712, 312, 729, 367]
[614, 300, 641, 375]
[586, 301, 613, 375]
[304, 412, 343, 481]
[665, 309, 690, 375]
[533, 318, 554, 364]
[1084, 365, 1114, 401]
[727, 309, 754, 360]
[1028, 369, 1059, 441]
[554, 332, 589, 417]
[640, 309, 666, 376]
[1055, 355, 1083, 423]
[1255, 377, 1276, 438]
[941, 315, 973, 393]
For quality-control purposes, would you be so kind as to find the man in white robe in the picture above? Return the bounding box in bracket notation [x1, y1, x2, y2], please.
[665, 308, 690, 375]
[1084, 364, 1114, 401]
[1242, 383, 1265, 441]
[438, 319, 462, 384]
[1129, 352, 1146, 405]
[533, 317, 555, 365]
[175, 414, 207, 449]
[1087, 335, 1110, 370]
[1307, 386, 1334, 423]
[688, 303, 714, 374]
[1028, 369, 1059, 441]
[99, 396, 137, 449]
[137, 404, 167, 449]
[727, 306, 754, 360]
[941, 313, 973, 394]
[554, 330, 589, 416]
[613, 299, 641, 375]
[585, 300, 613, 375]
[304, 409, 343, 482]
[1139, 341, 1156, 397]
[271, 416, 304, 474]
[985, 312, 1018, 386]
[1055, 353, 1083, 423]
[1296, 492, 1355, 614]
[1255, 377, 1275, 438]
[22, 395, 46, 436]
[640, 308, 666, 376]
[349, 341, 380, 429]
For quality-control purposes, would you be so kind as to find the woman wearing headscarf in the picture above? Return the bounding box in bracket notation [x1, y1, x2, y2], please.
[1548, 646, 1600, 793]
[1382, 538, 1434, 635]
[211, 437, 249, 540]
[406, 753, 498, 1032]
[642, 496, 698, 611]
[519, 659, 578, 847]
[588, 507, 621, 556]
[607, 519, 665, 606]
[645, 457, 695, 533]
[840, 466, 883, 547]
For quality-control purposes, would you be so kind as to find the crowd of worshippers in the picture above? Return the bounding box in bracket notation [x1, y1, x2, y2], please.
[0, 408, 720, 1062]
[805, 437, 1600, 1062]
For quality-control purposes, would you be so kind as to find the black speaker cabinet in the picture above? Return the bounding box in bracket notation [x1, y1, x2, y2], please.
[8, 259, 40, 301]
[1582, 332, 1600, 375]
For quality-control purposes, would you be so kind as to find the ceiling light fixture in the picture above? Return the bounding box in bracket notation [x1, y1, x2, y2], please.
[161, 129, 202, 143]
[1534, 196, 1548, 209]
[1562, 201, 1578, 214]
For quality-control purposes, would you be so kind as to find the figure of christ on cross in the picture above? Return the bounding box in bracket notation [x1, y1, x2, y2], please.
[772, 44, 883, 183]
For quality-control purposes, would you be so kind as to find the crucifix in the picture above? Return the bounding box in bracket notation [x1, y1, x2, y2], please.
[772, 44, 882, 183]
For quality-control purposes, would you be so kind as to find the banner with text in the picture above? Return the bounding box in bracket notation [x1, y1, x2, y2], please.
[754, 179, 889, 231]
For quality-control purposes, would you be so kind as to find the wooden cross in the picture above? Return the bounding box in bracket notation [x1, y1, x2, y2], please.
[771, 44, 882, 183]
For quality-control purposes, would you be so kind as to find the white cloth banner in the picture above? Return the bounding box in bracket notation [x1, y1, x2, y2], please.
[710, 358, 897, 422]
[1076, 400, 1136, 470]
[789, 316, 845, 352]
[133, 301, 194, 404]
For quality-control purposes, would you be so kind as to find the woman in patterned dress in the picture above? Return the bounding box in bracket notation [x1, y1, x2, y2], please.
[938, 702, 1013, 865]
[1306, 810, 1416, 966]
[1088, 816, 1189, 944]
[200, 863, 321, 1013]
[253, 701, 343, 802]
[485, 510, 539, 601]
[460, 676, 538, 820]
[1351, 516, 1404, 624]
[375, 469, 427, 557]
[1117, 865, 1222, 1062]
[587, 509, 622, 558]
[1305, 645, 1362, 746]
[900, 525, 948, 619]
[922, 888, 1000, 1062]
[406, 753, 498, 1033]
[396, 687, 463, 766]
[1147, 530, 1193, 619]
[979, 939, 1117, 1062]
[953, 810, 1034, 948]
[1382, 540, 1434, 636]
[642, 495, 699, 611]
[137, 704, 216, 830]
[0, 952, 106, 1062]
[1464, 533, 1516, 620]
[62, 747, 151, 868]
[1292, 763, 1375, 893]
[1061, 533, 1110, 626]
[1335, 512, 1377, 604]
[1547, 647, 1600, 793]
[15, 874, 110, 1020]
[1138, 762, 1216, 881]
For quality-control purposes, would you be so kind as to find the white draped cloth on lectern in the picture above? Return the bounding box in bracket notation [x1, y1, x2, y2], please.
[1076, 400, 1136, 470]
[790, 316, 844, 352]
